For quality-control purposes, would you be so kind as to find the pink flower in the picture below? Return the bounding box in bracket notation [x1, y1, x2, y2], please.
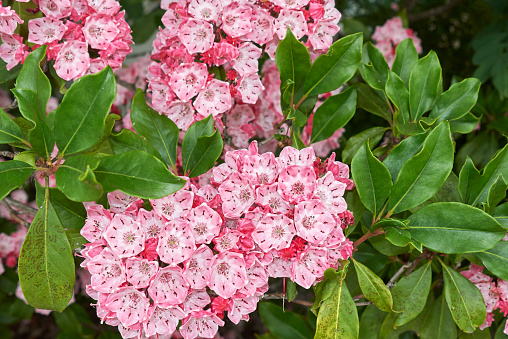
[252, 213, 296, 252]
[255, 183, 290, 214]
[88, 0, 121, 16]
[209, 41, 239, 66]
[83, 14, 120, 50]
[278, 165, 317, 204]
[125, 257, 158, 288]
[148, 266, 189, 307]
[244, 7, 274, 45]
[0, 33, 27, 70]
[272, 0, 310, 10]
[157, 220, 196, 265]
[309, 20, 339, 51]
[0, 6, 23, 35]
[103, 214, 145, 258]
[39, 0, 72, 19]
[28, 17, 67, 45]
[81, 203, 113, 242]
[137, 208, 166, 239]
[315, 171, 347, 213]
[221, 2, 252, 38]
[180, 310, 224, 339]
[236, 73, 265, 104]
[86, 247, 126, 293]
[178, 18, 214, 54]
[54, 40, 90, 81]
[294, 199, 336, 244]
[278, 146, 316, 167]
[186, 203, 222, 244]
[219, 172, 256, 218]
[209, 252, 248, 299]
[228, 296, 259, 324]
[182, 288, 211, 313]
[274, 10, 308, 40]
[232, 42, 262, 75]
[184, 244, 214, 289]
[188, 0, 222, 22]
[144, 305, 186, 337]
[151, 190, 194, 221]
[291, 247, 328, 288]
[165, 100, 195, 130]
[105, 287, 150, 327]
[169, 62, 208, 102]
[193, 79, 232, 116]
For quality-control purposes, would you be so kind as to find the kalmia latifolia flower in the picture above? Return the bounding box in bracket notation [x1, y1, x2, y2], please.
[0, 0, 133, 79]
[81, 142, 354, 338]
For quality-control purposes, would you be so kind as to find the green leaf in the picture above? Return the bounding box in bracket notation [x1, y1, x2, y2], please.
[384, 226, 411, 247]
[458, 329, 491, 339]
[441, 262, 486, 333]
[409, 51, 442, 121]
[353, 259, 393, 312]
[18, 187, 75, 312]
[485, 174, 507, 213]
[130, 90, 179, 169]
[276, 29, 311, 104]
[459, 157, 481, 203]
[109, 129, 163, 161]
[342, 127, 387, 164]
[55, 155, 103, 202]
[310, 87, 357, 144]
[468, 143, 508, 207]
[0, 107, 26, 144]
[304, 33, 363, 96]
[392, 38, 419, 88]
[429, 78, 481, 123]
[354, 83, 392, 123]
[392, 261, 432, 326]
[383, 131, 427, 182]
[184, 129, 223, 178]
[359, 305, 387, 339]
[359, 42, 389, 90]
[75, 113, 119, 156]
[351, 141, 392, 216]
[12, 88, 54, 159]
[286, 279, 298, 302]
[385, 71, 410, 125]
[0, 59, 21, 84]
[407, 202, 506, 253]
[94, 151, 185, 199]
[475, 241, 508, 281]
[496, 319, 508, 339]
[13, 151, 36, 167]
[258, 302, 313, 339]
[53, 306, 82, 336]
[315, 278, 359, 339]
[287, 108, 308, 128]
[291, 127, 307, 150]
[493, 202, 508, 228]
[0, 160, 34, 200]
[54, 66, 116, 156]
[450, 112, 481, 134]
[387, 122, 453, 214]
[420, 295, 457, 339]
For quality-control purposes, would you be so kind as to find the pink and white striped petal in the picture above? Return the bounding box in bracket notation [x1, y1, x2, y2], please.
[87, 247, 126, 293]
[188, 0, 222, 22]
[218, 172, 256, 219]
[125, 257, 158, 288]
[193, 79, 232, 117]
[252, 213, 296, 252]
[277, 165, 317, 204]
[315, 171, 347, 214]
[169, 62, 208, 102]
[237, 73, 265, 104]
[157, 220, 196, 265]
[274, 9, 308, 40]
[137, 208, 166, 239]
[103, 214, 145, 258]
[255, 183, 290, 214]
[150, 190, 194, 221]
[294, 199, 336, 244]
[183, 244, 214, 289]
[148, 266, 190, 307]
[178, 18, 214, 54]
[232, 43, 262, 75]
[105, 287, 150, 327]
[209, 252, 248, 299]
[186, 203, 222, 244]
[242, 152, 280, 185]
[221, 2, 252, 38]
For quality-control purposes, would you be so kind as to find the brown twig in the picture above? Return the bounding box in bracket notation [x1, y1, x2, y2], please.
[386, 262, 413, 289]
[1, 98, 18, 112]
[353, 228, 385, 248]
[355, 301, 373, 307]
[0, 151, 17, 158]
[4, 197, 38, 216]
[407, 0, 462, 22]
[0, 200, 31, 228]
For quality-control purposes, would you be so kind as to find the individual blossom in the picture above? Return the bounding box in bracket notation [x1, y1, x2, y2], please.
[221, 2, 252, 38]
[178, 18, 214, 54]
[315, 171, 347, 214]
[209, 252, 248, 299]
[277, 165, 317, 204]
[291, 246, 328, 288]
[252, 213, 296, 252]
[183, 244, 214, 289]
[188, 0, 222, 22]
[83, 14, 120, 50]
[193, 79, 232, 116]
[186, 203, 222, 244]
[125, 257, 158, 289]
[151, 190, 194, 221]
[81, 203, 113, 242]
[103, 214, 145, 258]
[309, 20, 340, 51]
[0, 6, 23, 35]
[274, 10, 308, 40]
[169, 62, 208, 102]
[232, 43, 262, 75]
[157, 220, 196, 265]
[106, 287, 150, 327]
[39, 0, 72, 19]
[148, 266, 189, 307]
[242, 152, 279, 186]
[236, 73, 265, 104]
[165, 100, 195, 130]
[180, 310, 225, 339]
[218, 172, 256, 218]
[28, 17, 67, 45]
[294, 199, 336, 244]
[86, 247, 126, 293]
[0, 33, 27, 70]
[54, 40, 90, 81]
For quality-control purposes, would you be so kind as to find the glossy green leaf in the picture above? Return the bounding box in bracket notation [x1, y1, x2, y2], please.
[12, 88, 54, 159]
[458, 329, 492, 339]
[359, 42, 389, 90]
[109, 129, 163, 161]
[420, 295, 457, 339]
[0, 107, 25, 144]
[287, 108, 308, 128]
[392, 261, 432, 326]
[388, 122, 453, 214]
[55, 155, 103, 202]
[468, 143, 508, 207]
[94, 151, 185, 199]
[258, 302, 313, 339]
[315, 278, 359, 339]
[130, 90, 179, 169]
[385, 71, 410, 125]
[75, 113, 119, 156]
[185, 129, 223, 178]
[354, 82, 392, 123]
[291, 128, 306, 150]
[459, 157, 480, 203]
[18, 187, 75, 312]
[493, 202, 508, 228]
[342, 127, 387, 164]
[182, 115, 216, 173]
[53, 306, 82, 336]
[384, 226, 411, 247]
[441, 262, 486, 333]
[351, 141, 392, 215]
[450, 112, 481, 134]
[429, 78, 481, 122]
[276, 29, 311, 104]
[304, 33, 363, 96]
[359, 304, 386, 339]
[485, 174, 507, 213]
[383, 131, 427, 182]
[409, 51, 442, 121]
[495, 319, 508, 338]
[0, 59, 21, 84]
[354, 259, 393, 312]
[408, 202, 506, 253]
[476, 241, 508, 281]
[310, 87, 356, 144]
[392, 38, 419, 87]
[54, 66, 116, 156]
[13, 151, 36, 167]
[0, 160, 34, 200]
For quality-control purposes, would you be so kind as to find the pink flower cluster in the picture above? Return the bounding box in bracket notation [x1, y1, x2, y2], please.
[0, 0, 133, 80]
[80, 142, 354, 339]
[147, 0, 341, 130]
[462, 263, 508, 334]
[372, 16, 422, 67]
